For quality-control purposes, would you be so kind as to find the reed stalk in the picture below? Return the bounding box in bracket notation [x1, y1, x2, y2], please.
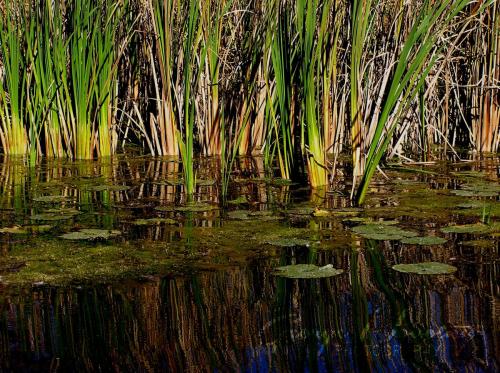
[0, 4, 29, 157]
[355, 0, 474, 204]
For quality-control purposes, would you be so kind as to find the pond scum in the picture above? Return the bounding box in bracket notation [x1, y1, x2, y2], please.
[0, 0, 498, 202]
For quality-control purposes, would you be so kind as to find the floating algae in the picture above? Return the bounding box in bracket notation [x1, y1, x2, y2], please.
[60, 229, 122, 241]
[274, 264, 343, 279]
[392, 262, 457, 275]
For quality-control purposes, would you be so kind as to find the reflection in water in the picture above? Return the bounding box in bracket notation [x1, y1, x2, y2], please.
[0, 156, 498, 371]
[0, 246, 497, 372]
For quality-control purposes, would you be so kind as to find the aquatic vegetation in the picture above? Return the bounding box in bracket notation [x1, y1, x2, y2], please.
[265, 238, 313, 248]
[133, 218, 176, 226]
[400, 236, 447, 245]
[392, 262, 457, 275]
[60, 229, 122, 241]
[0, 225, 52, 234]
[441, 222, 500, 234]
[352, 224, 417, 241]
[32, 195, 70, 203]
[274, 264, 343, 279]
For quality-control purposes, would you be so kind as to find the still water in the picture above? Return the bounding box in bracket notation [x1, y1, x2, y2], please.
[0, 156, 498, 372]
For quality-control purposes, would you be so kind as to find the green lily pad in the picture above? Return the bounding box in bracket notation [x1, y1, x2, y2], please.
[33, 195, 69, 203]
[401, 236, 448, 245]
[351, 224, 417, 240]
[392, 262, 457, 275]
[274, 264, 344, 279]
[133, 218, 176, 225]
[60, 229, 121, 241]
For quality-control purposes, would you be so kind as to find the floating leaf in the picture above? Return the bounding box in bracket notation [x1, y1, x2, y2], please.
[401, 236, 447, 245]
[274, 264, 344, 279]
[60, 229, 121, 241]
[392, 262, 457, 275]
[352, 224, 417, 240]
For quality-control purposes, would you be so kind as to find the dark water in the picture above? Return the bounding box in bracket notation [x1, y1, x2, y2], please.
[0, 156, 498, 372]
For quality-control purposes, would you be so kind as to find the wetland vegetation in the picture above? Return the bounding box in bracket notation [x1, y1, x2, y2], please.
[0, 0, 498, 371]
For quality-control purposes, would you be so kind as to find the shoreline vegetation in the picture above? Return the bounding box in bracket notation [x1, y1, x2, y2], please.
[0, 0, 498, 203]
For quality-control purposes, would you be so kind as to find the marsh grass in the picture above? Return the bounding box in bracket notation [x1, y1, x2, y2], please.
[0, 0, 497, 203]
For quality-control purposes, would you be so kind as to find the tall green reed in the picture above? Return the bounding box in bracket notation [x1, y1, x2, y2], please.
[0, 5, 29, 157]
[355, 0, 474, 204]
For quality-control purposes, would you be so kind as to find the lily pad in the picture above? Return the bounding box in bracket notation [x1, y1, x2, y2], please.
[60, 229, 121, 241]
[401, 236, 448, 245]
[351, 224, 417, 240]
[392, 262, 457, 275]
[274, 264, 343, 279]
[33, 195, 69, 203]
[133, 218, 176, 225]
